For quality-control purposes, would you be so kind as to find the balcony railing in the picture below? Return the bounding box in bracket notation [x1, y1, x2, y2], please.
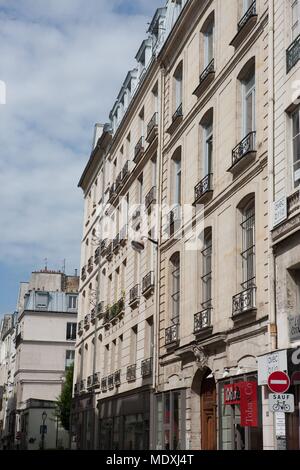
[141, 358, 152, 377]
[87, 375, 93, 389]
[114, 370, 121, 386]
[115, 171, 123, 193]
[80, 380, 85, 393]
[167, 205, 181, 235]
[287, 34, 300, 73]
[84, 314, 90, 329]
[97, 301, 104, 318]
[146, 112, 158, 142]
[100, 239, 107, 256]
[288, 189, 300, 217]
[145, 186, 156, 209]
[134, 137, 145, 163]
[81, 266, 86, 281]
[194, 174, 213, 202]
[108, 374, 114, 389]
[142, 271, 155, 296]
[232, 285, 256, 316]
[172, 103, 183, 123]
[87, 256, 93, 273]
[194, 308, 212, 333]
[109, 297, 125, 322]
[238, 1, 256, 31]
[122, 160, 130, 181]
[165, 324, 179, 346]
[106, 242, 113, 261]
[101, 377, 107, 392]
[93, 373, 100, 387]
[127, 364, 136, 381]
[113, 233, 120, 252]
[231, 131, 256, 167]
[199, 59, 215, 86]
[129, 284, 140, 307]
[94, 247, 100, 264]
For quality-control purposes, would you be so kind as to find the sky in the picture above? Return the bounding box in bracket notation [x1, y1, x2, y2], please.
[0, 0, 163, 315]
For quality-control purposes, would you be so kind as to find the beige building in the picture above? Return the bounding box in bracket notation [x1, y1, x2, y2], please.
[73, 0, 300, 451]
[13, 269, 79, 450]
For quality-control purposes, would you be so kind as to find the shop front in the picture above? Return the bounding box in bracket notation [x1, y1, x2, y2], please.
[218, 374, 263, 450]
[98, 388, 151, 450]
[153, 389, 186, 450]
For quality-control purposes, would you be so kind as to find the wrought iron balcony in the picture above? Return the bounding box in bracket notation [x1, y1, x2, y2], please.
[230, 1, 257, 49]
[84, 314, 90, 329]
[287, 34, 300, 73]
[101, 377, 107, 391]
[100, 239, 107, 256]
[106, 242, 113, 261]
[230, 131, 256, 169]
[113, 233, 120, 253]
[194, 59, 215, 98]
[87, 256, 93, 273]
[80, 380, 85, 393]
[142, 271, 155, 297]
[165, 324, 179, 346]
[132, 207, 141, 226]
[122, 160, 129, 181]
[134, 136, 145, 163]
[109, 297, 125, 322]
[108, 374, 114, 389]
[141, 357, 152, 378]
[87, 375, 93, 389]
[167, 205, 181, 236]
[119, 225, 128, 245]
[129, 284, 140, 307]
[114, 370, 121, 386]
[232, 285, 256, 317]
[94, 247, 100, 265]
[194, 173, 213, 203]
[172, 103, 183, 123]
[145, 186, 156, 209]
[146, 112, 158, 143]
[81, 266, 86, 281]
[115, 171, 123, 193]
[97, 301, 104, 318]
[93, 373, 100, 387]
[126, 364, 136, 381]
[194, 308, 212, 334]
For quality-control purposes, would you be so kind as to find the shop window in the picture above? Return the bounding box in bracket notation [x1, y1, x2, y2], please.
[154, 389, 186, 450]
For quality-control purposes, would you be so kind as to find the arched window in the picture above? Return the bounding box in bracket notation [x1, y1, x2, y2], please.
[170, 252, 180, 322]
[291, 0, 300, 41]
[171, 147, 182, 205]
[238, 59, 256, 137]
[201, 12, 215, 69]
[173, 62, 183, 114]
[200, 109, 214, 177]
[240, 197, 255, 289]
[202, 229, 212, 308]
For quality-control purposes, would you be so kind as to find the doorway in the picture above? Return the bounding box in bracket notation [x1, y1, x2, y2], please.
[200, 372, 217, 450]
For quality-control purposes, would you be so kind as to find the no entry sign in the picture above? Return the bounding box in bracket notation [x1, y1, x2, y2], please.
[268, 371, 290, 393]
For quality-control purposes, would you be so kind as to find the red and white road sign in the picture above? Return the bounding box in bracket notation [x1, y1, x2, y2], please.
[268, 371, 290, 393]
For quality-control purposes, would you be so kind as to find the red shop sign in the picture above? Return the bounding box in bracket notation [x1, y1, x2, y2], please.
[224, 382, 243, 405]
[240, 381, 258, 427]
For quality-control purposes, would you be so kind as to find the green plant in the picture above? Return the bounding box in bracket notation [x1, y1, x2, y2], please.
[55, 364, 74, 431]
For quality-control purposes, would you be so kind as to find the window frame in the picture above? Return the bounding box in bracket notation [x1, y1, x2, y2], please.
[292, 106, 300, 189]
[240, 199, 256, 290]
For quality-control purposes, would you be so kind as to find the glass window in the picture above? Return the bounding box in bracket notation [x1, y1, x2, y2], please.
[66, 322, 77, 340]
[243, 71, 256, 137]
[68, 295, 77, 310]
[170, 253, 180, 321]
[174, 63, 183, 111]
[243, 0, 253, 14]
[203, 122, 213, 176]
[65, 350, 75, 369]
[292, 0, 300, 41]
[36, 292, 48, 309]
[155, 390, 186, 450]
[204, 22, 214, 67]
[202, 230, 212, 307]
[241, 199, 255, 289]
[292, 107, 300, 188]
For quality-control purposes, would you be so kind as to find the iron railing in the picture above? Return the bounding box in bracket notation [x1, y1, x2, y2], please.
[287, 34, 300, 73]
[94, 247, 100, 264]
[232, 131, 256, 167]
[108, 374, 114, 389]
[142, 271, 155, 295]
[93, 373, 100, 387]
[147, 112, 158, 140]
[127, 364, 136, 381]
[87, 375, 93, 389]
[165, 324, 179, 345]
[129, 284, 140, 305]
[122, 160, 129, 180]
[101, 377, 107, 391]
[199, 59, 215, 85]
[172, 103, 183, 122]
[194, 174, 213, 202]
[141, 358, 152, 377]
[134, 137, 144, 162]
[238, 1, 256, 31]
[232, 285, 256, 316]
[145, 186, 156, 209]
[114, 370, 121, 386]
[194, 308, 212, 333]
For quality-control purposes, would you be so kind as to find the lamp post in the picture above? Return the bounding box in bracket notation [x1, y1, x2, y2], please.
[41, 411, 47, 450]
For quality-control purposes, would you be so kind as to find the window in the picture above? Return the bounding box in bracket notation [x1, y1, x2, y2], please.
[292, 0, 300, 41]
[66, 322, 77, 340]
[241, 198, 255, 289]
[170, 253, 180, 322]
[202, 230, 212, 308]
[138, 173, 144, 204]
[65, 350, 75, 369]
[35, 292, 48, 310]
[204, 21, 214, 67]
[292, 106, 300, 188]
[139, 108, 145, 137]
[130, 326, 138, 364]
[155, 390, 186, 450]
[173, 62, 183, 112]
[242, 0, 253, 14]
[117, 335, 123, 370]
[68, 295, 77, 310]
[242, 68, 256, 137]
[145, 317, 154, 358]
[172, 149, 182, 205]
[203, 121, 213, 176]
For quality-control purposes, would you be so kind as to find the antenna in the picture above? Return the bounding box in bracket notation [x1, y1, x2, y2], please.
[44, 258, 48, 271]
[62, 259, 66, 274]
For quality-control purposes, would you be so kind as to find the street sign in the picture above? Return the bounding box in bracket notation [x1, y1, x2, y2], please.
[268, 371, 290, 393]
[269, 393, 295, 413]
[257, 350, 288, 385]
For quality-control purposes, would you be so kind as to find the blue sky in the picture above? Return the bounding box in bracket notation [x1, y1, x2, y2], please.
[0, 0, 163, 315]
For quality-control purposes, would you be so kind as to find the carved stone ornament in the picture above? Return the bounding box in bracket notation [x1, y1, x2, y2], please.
[193, 345, 208, 369]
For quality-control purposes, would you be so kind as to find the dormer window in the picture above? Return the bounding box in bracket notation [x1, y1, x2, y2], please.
[35, 292, 49, 310]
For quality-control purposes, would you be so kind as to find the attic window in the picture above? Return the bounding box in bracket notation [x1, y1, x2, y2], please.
[36, 292, 49, 309]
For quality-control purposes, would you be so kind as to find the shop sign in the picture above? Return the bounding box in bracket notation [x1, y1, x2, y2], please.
[288, 315, 300, 342]
[269, 393, 295, 413]
[240, 381, 258, 427]
[224, 381, 258, 427]
[224, 382, 243, 405]
[257, 350, 288, 385]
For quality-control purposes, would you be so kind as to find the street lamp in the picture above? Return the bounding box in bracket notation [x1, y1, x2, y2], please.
[131, 235, 158, 252]
[41, 411, 47, 450]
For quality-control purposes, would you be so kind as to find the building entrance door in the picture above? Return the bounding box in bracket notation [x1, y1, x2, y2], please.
[200, 374, 217, 450]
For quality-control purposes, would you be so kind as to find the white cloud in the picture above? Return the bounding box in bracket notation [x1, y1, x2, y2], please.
[0, 0, 163, 271]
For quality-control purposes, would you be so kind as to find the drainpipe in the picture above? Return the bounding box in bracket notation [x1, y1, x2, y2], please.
[267, 0, 277, 352]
